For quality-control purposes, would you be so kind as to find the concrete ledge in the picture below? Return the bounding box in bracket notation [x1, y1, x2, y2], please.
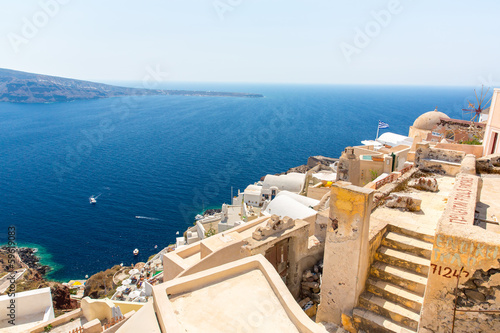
[83, 318, 101, 333]
[437, 173, 481, 226]
[29, 308, 83, 333]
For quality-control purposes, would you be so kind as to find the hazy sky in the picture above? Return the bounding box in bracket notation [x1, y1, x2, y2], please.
[1, 0, 499, 86]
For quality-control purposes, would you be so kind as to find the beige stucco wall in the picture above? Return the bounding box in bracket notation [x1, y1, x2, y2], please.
[116, 300, 160, 333]
[420, 173, 500, 332]
[307, 187, 330, 200]
[110, 300, 145, 317]
[178, 240, 246, 278]
[484, 88, 500, 156]
[408, 126, 431, 162]
[243, 219, 313, 298]
[435, 142, 484, 158]
[359, 160, 384, 185]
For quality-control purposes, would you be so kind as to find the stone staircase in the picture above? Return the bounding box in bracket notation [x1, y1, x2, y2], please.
[353, 223, 434, 333]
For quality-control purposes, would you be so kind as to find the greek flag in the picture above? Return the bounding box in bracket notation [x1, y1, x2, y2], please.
[378, 121, 389, 129]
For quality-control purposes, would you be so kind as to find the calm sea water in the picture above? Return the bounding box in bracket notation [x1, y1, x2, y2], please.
[0, 83, 472, 281]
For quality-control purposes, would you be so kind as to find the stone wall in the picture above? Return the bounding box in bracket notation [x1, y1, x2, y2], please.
[415, 142, 465, 176]
[476, 153, 500, 174]
[434, 142, 483, 158]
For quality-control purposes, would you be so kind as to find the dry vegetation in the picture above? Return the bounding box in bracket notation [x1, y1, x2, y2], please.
[84, 265, 122, 299]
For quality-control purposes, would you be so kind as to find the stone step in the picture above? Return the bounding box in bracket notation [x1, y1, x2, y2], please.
[382, 232, 433, 259]
[353, 308, 417, 333]
[366, 278, 424, 313]
[359, 292, 420, 330]
[387, 222, 435, 243]
[370, 261, 427, 295]
[375, 246, 430, 276]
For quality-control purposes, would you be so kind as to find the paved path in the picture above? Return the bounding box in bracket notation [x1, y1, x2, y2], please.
[0, 269, 27, 294]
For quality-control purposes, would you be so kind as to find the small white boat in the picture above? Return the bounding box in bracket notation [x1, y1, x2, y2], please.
[133, 248, 139, 255]
[195, 214, 204, 220]
[89, 193, 101, 204]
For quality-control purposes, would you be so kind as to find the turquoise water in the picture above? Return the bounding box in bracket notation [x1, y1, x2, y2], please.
[0, 83, 473, 281]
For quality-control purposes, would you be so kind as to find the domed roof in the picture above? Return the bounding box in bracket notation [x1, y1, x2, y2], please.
[413, 108, 450, 131]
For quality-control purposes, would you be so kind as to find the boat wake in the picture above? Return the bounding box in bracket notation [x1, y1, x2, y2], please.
[135, 216, 162, 221]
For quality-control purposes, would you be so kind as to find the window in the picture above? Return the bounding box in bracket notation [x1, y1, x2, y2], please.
[491, 132, 499, 154]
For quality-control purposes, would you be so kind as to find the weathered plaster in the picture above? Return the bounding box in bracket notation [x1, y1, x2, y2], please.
[316, 182, 374, 324]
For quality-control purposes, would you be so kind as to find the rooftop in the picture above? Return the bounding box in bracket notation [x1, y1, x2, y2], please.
[153, 255, 326, 333]
[264, 191, 319, 220]
[244, 184, 262, 195]
[412, 108, 450, 131]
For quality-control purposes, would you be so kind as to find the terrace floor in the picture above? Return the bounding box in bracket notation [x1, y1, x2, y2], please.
[169, 269, 300, 333]
[369, 175, 456, 237]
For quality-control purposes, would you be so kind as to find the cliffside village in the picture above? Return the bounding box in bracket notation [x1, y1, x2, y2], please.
[3, 89, 500, 332]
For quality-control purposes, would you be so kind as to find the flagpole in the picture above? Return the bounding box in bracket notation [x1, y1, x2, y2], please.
[376, 121, 380, 140]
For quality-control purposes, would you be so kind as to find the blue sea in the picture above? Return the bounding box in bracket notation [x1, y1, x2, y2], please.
[0, 83, 473, 281]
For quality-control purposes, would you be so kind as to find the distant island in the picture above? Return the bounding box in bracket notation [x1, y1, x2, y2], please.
[0, 68, 264, 103]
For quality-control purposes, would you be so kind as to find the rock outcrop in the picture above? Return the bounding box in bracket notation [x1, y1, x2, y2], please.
[51, 285, 78, 310]
[385, 193, 422, 212]
[408, 177, 439, 192]
[477, 154, 500, 174]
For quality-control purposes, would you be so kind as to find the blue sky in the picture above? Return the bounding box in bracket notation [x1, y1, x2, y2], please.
[1, 0, 499, 86]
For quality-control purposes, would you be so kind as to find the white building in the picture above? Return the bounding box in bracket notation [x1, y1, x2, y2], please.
[240, 173, 307, 207]
[261, 173, 306, 199]
[243, 184, 263, 207]
[263, 191, 319, 220]
[0, 287, 55, 332]
[361, 132, 413, 149]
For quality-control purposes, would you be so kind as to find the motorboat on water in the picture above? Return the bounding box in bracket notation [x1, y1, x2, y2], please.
[89, 193, 102, 205]
[133, 248, 139, 255]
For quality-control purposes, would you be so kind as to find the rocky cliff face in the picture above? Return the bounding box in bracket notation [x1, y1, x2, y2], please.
[0, 68, 263, 103]
[51, 285, 78, 310]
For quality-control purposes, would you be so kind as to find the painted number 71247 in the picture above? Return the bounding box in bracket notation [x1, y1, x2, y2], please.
[430, 264, 469, 278]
